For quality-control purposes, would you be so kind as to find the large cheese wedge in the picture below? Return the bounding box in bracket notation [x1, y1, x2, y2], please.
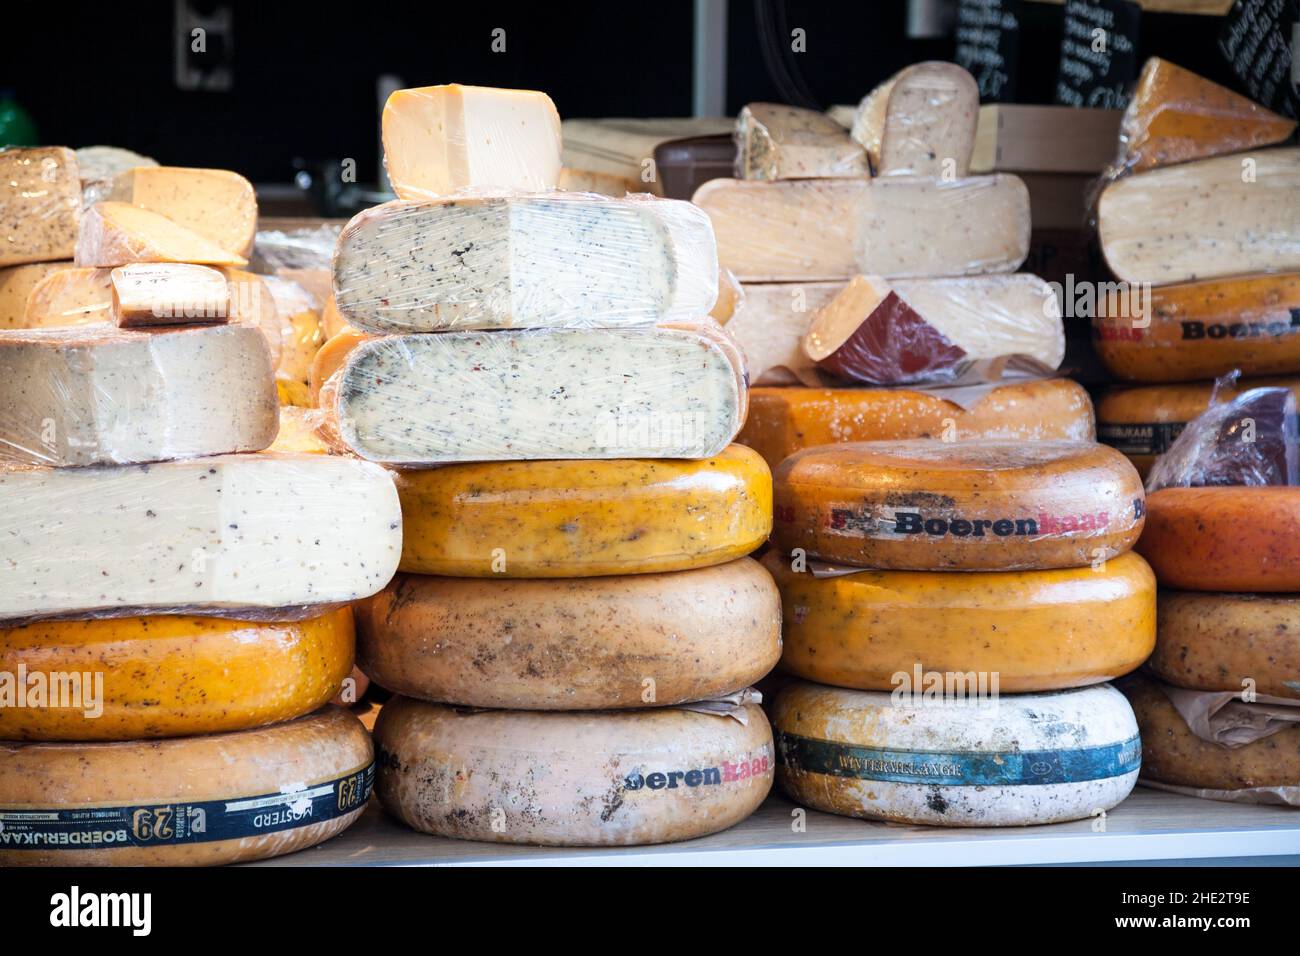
[692, 175, 1029, 281]
[0, 261, 73, 326]
[850, 61, 979, 177]
[76, 202, 248, 268]
[0, 147, 80, 266]
[764, 550, 1155, 693]
[382, 84, 562, 200]
[332, 327, 746, 464]
[1098, 149, 1300, 285]
[739, 378, 1096, 469]
[0, 454, 402, 621]
[333, 194, 717, 332]
[0, 607, 354, 740]
[374, 696, 773, 845]
[1138, 487, 1300, 592]
[773, 440, 1144, 571]
[110, 262, 230, 326]
[1093, 274, 1300, 381]
[358, 560, 780, 709]
[394, 444, 771, 576]
[1149, 592, 1300, 700]
[0, 324, 277, 467]
[1117, 58, 1297, 174]
[735, 103, 869, 180]
[774, 680, 1140, 826]
[103, 166, 257, 258]
[0, 708, 372, 865]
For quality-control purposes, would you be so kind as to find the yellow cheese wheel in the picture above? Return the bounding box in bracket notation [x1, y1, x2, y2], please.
[394, 444, 772, 577]
[374, 696, 773, 846]
[309, 325, 370, 405]
[773, 440, 1145, 571]
[0, 608, 355, 740]
[357, 559, 781, 709]
[0, 707, 373, 865]
[764, 550, 1154, 692]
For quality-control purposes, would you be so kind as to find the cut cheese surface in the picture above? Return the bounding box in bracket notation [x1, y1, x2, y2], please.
[1138, 487, 1300, 592]
[382, 84, 562, 200]
[374, 696, 773, 846]
[333, 327, 746, 464]
[358, 559, 780, 710]
[774, 680, 1139, 826]
[726, 280, 843, 384]
[850, 61, 979, 177]
[110, 262, 230, 326]
[0, 261, 73, 327]
[1098, 148, 1300, 285]
[333, 194, 717, 332]
[774, 440, 1144, 571]
[0, 147, 80, 267]
[0, 707, 373, 865]
[0, 453, 402, 621]
[105, 166, 257, 258]
[738, 378, 1096, 470]
[75, 145, 157, 209]
[0, 607, 354, 740]
[76, 202, 248, 268]
[764, 550, 1154, 692]
[735, 103, 869, 180]
[0, 324, 277, 467]
[23, 266, 113, 327]
[394, 444, 771, 576]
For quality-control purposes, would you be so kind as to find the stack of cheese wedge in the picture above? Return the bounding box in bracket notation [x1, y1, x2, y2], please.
[328, 84, 779, 847]
[1093, 59, 1300, 478]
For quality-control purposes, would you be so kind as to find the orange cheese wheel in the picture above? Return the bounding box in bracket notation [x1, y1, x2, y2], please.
[737, 378, 1095, 470]
[763, 550, 1154, 692]
[308, 325, 370, 406]
[1138, 487, 1300, 592]
[1149, 591, 1300, 700]
[0, 707, 373, 865]
[773, 440, 1145, 571]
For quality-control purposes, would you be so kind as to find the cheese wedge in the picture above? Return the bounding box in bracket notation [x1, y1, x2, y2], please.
[851, 61, 979, 177]
[103, 166, 257, 258]
[0, 147, 80, 266]
[110, 262, 230, 326]
[76, 202, 248, 268]
[726, 280, 843, 383]
[0, 261, 73, 327]
[736, 102, 869, 180]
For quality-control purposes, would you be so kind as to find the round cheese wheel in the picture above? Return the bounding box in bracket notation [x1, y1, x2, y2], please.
[774, 680, 1140, 826]
[1120, 673, 1300, 793]
[0, 607, 354, 741]
[0, 707, 373, 866]
[308, 325, 370, 406]
[738, 378, 1095, 470]
[359, 559, 780, 709]
[773, 440, 1144, 571]
[1149, 591, 1300, 699]
[1138, 487, 1300, 591]
[374, 696, 773, 846]
[764, 550, 1155, 692]
[394, 444, 771, 577]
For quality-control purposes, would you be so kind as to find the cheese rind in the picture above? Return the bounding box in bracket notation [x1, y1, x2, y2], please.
[0, 261, 73, 327]
[850, 61, 979, 177]
[309, 326, 370, 405]
[76, 202, 248, 268]
[104, 166, 257, 258]
[0, 147, 80, 266]
[735, 103, 870, 180]
[110, 263, 230, 326]
[333, 194, 718, 332]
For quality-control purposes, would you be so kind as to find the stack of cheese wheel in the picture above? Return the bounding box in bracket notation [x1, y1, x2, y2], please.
[767, 439, 1155, 825]
[0, 150, 398, 865]
[1093, 59, 1300, 477]
[327, 84, 778, 847]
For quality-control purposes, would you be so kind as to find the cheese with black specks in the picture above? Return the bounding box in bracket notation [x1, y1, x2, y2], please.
[0, 147, 81, 267]
[76, 202, 247, 268]
[736, 103, 869, 180]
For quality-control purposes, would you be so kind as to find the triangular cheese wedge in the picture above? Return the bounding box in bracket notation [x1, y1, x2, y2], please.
[76, 202, 248, 268]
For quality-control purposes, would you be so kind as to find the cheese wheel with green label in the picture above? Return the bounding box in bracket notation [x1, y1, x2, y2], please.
[0, 707, 373, 866]
[394, 444, 771, 577]
[764, 550, 1154, 692]
[773, 440, 1145, 570]
[374, 696, 774, 846]
[358, 560, 780, 709]
[773, 680, 1140, 826]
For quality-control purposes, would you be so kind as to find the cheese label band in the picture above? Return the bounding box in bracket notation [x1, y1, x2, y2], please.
[775, 732, 1140, 786]
[1100, 414, 1299, 458]
[0, 762, 373, 850]
[801, 500, 1144, 541]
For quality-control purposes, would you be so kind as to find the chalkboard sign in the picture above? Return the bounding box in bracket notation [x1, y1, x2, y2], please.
[1219, 0, 1300, 118]
[955, 0, 1022, 101]
[1056, 0, 1142, 109]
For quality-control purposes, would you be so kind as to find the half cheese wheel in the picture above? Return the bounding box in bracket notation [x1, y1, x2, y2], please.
[773, 440, 1145, 570]
[0, 608, 355, 740]
[738, 379, 1095, 470]
[394, 444, 771, 577]
[374, 696, 774, 846]
[774, 680, 1140, 826]
[764, 550, 1154, 692]
[1138, 487, 1300, 592]
[1149, 592, 1300, 700]
[357, 559, 781, 709]
[0, 707, 373, 866]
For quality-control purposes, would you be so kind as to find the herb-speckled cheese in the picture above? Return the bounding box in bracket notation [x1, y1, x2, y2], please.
[0, 147, 81, 267]
[736, 103, 869, 180]
[76, 202, 247, 268]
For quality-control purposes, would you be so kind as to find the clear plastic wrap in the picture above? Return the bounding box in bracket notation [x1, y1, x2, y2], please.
[0, 146, 80, 267]
[734, 102, 870, 181]
[0, 453, 402, 623]
[849, 61, 979, 177]
[75, 145, 157, 210]
[710, 266, 743, 323]
[95, 166, 256, 259]
[0, 262, 73, 328]
[261, 273, 325, 406]
[76, 201, 248, 268]
[109, 262, 230, 327]
[250, 224, 341, 273]
[308, 326, 371, 406]
[333, 191, 718, 332]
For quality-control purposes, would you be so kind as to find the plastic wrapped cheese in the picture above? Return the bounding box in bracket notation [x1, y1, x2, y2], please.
[99, 166, 257, 259]
[0, 262, 75, 327]
[735, 103, 869, 180]
[75, 145, 158, 210]
[0, 147, 81, 267]
[850, 61, 979, 177]
[261, 274, 324, 407]
[110, 263, 230, 326]
[76, 202, 248, 268]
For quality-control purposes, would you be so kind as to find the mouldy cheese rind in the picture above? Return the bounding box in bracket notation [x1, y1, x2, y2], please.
[373, 696, 774, 846]
[0, 607, 355, 740]
[735, 102, 870, 180]
[764, 550, 1155, 693]
[0, 708, 373, 865]
[0, 147, 80, 267]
